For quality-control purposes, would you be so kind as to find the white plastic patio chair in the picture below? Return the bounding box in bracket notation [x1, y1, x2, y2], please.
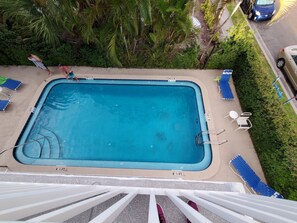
[240, 112, 252, 118]
[236, 116, 252, 131]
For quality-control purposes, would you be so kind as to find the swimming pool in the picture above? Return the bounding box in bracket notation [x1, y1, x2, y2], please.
[14, 79, 211, 170]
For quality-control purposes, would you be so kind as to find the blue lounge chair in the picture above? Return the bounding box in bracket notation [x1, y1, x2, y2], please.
[0, 76, 22, 91]
[0, 100, 10, 111]
[230, 155, 283, 198]
[218, 69, 234, 100]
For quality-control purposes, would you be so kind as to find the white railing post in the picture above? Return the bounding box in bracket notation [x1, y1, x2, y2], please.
[0, 186, 92, 210]
[89, 190, 138, 223]
[0, 185, 55, 194]
[166, 191, 212, 223]
[27, 188, 122, 222]
[195, 192, 296, 223]
[235, 193, 297, 210]
[0, 181, 297, 223]
[148, 191, 159, 223]
[180, 191, 255, 223]
[212, 193, 297, 221]
[0, 188, 109, 221]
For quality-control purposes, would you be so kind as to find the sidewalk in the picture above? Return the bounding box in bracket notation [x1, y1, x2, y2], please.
[219, 7, 234, 39]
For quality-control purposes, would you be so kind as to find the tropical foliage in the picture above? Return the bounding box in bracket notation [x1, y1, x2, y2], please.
[201, 0, 216, 30]
[0, 0, 199, 67]
[201, 0, 232, 33]
[200, 0, 234, 67]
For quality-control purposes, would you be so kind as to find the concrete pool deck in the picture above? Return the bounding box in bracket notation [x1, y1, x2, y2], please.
[0, 66, 265, 185]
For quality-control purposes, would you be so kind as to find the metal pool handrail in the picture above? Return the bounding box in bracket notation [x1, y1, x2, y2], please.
[0, 136, 49, 157]
[195, 129, 228, 145]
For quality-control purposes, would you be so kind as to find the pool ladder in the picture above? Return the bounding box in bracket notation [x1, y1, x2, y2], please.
[195, 129, 228, 145]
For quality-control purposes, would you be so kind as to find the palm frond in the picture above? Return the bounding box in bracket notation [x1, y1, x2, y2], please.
[269, 0, 297, 25]
[139, 0, 152, 25]
[0, 0, 34, 21]
[177, 16, 192, 37]
[216, 0, 230, 19]
[107, 33, 123, 67]
[0, 0, 61, 44]
[30, 15, 59, 45]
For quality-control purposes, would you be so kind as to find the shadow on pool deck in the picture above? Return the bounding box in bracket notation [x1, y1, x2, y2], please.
[0, 66, 265, 185]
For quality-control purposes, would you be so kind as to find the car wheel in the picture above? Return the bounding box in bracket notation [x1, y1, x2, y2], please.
[248, 12, 254, 20]
[277, 58, 285, 69]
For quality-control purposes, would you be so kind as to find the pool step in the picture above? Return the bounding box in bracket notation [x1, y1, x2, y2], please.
[39, 128, 61, 159]
[39, 135, 50, 158]
[23, 128, 61, 159]
[22, 138, 43, 159]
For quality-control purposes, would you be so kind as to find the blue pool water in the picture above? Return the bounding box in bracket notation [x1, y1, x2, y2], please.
[15, 79, 211, 170]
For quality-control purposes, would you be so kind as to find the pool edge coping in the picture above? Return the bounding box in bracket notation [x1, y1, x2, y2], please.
[3, 72, 221, 181]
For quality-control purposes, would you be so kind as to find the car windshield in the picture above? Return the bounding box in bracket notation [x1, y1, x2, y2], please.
[292, 55, 297, 65]
[257, 0, 274, 5]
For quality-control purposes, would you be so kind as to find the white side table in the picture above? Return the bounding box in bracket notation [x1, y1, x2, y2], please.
[225, 110, 239, 122]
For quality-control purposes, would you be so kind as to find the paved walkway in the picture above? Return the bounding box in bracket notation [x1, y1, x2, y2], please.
[0, 66, 265, 191]
[219, 7, 234, 39]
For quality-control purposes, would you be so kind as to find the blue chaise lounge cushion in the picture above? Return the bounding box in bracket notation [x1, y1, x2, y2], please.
[230, 155, 283, 198]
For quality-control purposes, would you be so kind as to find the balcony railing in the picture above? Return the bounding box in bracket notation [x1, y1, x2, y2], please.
[0, 181, 296, 222]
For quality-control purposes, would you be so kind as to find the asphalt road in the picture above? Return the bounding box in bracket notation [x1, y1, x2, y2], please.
[247, 4, 297, 112]
[251, 4, 297, 59]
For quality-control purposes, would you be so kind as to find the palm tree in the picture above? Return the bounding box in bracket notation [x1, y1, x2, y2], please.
[199, 0, 242, 67]
[61, 0, 104, 44]
[213, 0, 231, 32]
[0, 0, 194, 66]
[102, 0, 153, 66]
[144, 0, 193, 58]
[105, 0, 192, 66]
[0, 0, 64, 45]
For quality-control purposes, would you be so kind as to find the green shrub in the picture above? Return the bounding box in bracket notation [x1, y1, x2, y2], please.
[170, 45, 200, 68]
[201, 0, 216, 31]
[78, 46, 110, 67]
[0, 25, 28, 64]
[114, 41, 199, 69]
[0, 24, 198, 69]
[234, 55, 297, 200]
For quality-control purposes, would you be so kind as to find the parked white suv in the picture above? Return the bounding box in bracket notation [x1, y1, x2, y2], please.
[276, 45, 297, 94]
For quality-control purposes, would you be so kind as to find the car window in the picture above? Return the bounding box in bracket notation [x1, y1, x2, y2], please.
[257, 0, 274, 5]
[292, 55, 297, 66]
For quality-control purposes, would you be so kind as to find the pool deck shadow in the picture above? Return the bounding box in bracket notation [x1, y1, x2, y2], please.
[0, 66, 266, 186]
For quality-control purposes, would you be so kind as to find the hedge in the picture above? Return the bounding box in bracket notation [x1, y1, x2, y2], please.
[208, 23, 297, 200]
